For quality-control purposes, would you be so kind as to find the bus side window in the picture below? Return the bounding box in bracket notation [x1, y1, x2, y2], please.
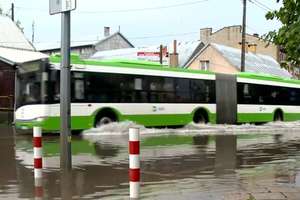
[133, 77, 149, 103]
[74, 79, 85, 100]
[175, 78, 191, 103]
[243, 84, 252, 103]
[134, 78, 142, 90]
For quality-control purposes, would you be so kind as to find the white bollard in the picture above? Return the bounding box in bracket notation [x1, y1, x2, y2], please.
[129, 127, 140, 199]
[33, 127, 43, 179]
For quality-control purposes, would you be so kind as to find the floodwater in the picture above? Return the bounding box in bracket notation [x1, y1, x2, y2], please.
[1, 122, 300, 199]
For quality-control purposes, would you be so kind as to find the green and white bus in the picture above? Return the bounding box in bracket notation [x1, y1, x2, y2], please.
[15, 55, 300, 132]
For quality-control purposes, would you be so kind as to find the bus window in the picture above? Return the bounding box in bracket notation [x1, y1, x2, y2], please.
[134, 78, 142, 90]
[190, 79, 214, 103]
[48, 70, 60, 103]
[175, 78, 190, 103]
[72, 72, 85, 101]
[74, 79, 85, 100]
[17, 72, 42, 106]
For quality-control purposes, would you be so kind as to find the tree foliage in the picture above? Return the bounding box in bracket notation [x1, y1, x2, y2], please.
[265, 0, 300, 67]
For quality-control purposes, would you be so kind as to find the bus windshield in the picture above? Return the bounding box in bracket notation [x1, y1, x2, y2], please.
[17, 71, 42, 107]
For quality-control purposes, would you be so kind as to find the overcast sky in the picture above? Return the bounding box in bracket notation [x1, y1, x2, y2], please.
[0, 0, 282, 47]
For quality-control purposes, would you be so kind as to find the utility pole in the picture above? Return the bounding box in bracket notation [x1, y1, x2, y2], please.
[159, 44, 163, 65]
[11, 3, 14, 22]
[241, 0, 247, 72]
[60, 10, 72, 171]
[50, 0, 76, 173]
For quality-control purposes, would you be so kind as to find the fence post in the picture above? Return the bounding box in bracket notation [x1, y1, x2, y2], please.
[33, 127, 43, 178]
[129, 127, 140, 199]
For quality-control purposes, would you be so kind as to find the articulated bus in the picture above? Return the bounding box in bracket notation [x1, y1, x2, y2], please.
[15, 55, 300, 132]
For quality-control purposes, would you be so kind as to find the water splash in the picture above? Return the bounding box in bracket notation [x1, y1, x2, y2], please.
[82, 120, 300, 138]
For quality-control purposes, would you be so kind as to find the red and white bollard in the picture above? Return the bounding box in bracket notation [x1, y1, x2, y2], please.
[34, 177, 43, 200]
[129, 127, 140, 199]
[33, 127, 43, 178]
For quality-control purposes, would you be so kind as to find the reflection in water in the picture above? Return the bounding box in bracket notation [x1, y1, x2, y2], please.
[215, 135, 237, 175]
[192, 135, 209, 146]
[0, 127, 18, 198]
[94, 142, 120, 159]
[1, 127, 300, 199]
[60, 171, 73, 200]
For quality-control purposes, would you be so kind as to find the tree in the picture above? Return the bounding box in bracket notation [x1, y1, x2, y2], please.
[265, 0, 300, 69]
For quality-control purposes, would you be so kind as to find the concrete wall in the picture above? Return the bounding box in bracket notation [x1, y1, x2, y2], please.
[95, 34, 133, 52]
[41, 34, 133, 58]
[188, 45, 238, 74]
[200, 26, 280, 62]
[41, 46, 96, 58]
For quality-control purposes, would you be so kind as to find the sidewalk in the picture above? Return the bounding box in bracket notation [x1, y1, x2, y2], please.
[223, 180, 300, 200]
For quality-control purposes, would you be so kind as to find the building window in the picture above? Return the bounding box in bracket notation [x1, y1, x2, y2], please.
[200, 60, 209, 71]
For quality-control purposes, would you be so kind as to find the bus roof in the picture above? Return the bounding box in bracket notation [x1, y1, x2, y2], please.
[238, 72, 300, 85]
[50, 54, 215, 76]
[50, 54, 300, 85]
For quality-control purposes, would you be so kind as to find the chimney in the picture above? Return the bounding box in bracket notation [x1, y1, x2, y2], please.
[169, 40, 179, 67]
[200, 28, 212, 43]
[104, 27, 110, 37]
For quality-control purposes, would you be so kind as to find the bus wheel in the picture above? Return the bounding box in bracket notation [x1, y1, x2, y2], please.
[94, 109, 117, 127]
[273, 110, 283, 122]
[193, 109, 208, 124]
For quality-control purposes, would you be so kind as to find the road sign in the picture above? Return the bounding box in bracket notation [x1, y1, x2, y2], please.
[49, 0, 76, 15]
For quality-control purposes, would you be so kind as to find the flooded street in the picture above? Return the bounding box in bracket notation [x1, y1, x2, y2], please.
[1, 122, 300, 199]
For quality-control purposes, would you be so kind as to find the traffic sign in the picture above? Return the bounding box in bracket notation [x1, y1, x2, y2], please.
[49, 0, 76, 15]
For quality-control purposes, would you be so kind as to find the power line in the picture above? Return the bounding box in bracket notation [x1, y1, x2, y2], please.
[246, 25, 260, 34]
[0, 31, 199, 45]
[79, 0, 209, 14]
[128, 32, 198, 40]
[252, 0, 272, 11]
[248, 0, 270, 12]
[15, 0, 210, 14]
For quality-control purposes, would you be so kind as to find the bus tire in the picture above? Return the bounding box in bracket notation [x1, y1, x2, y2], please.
[273, 109, 283, 122]
[94, 109, 118, 127]
[193, 109, 209, 124]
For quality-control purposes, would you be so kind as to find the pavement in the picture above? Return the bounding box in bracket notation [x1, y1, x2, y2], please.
[223, 180, 300, 200]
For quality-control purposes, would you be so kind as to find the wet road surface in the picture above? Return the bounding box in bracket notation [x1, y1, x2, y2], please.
[1, 123, 300, 199]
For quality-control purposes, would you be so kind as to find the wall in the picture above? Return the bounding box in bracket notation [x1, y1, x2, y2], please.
[188, 45, 238, 74]
[41, 46, 96, 58]
[95, 34, 133, 52]
[200, 26, 279, 62]
[41, 34, 133, 58]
